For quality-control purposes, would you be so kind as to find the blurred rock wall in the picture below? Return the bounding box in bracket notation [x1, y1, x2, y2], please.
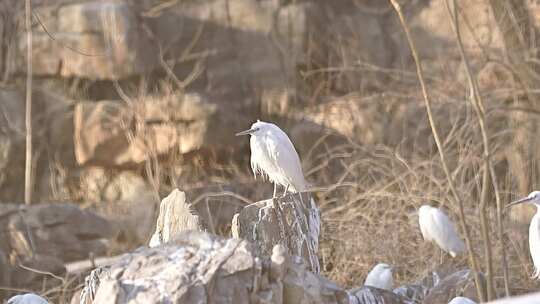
[0, 0, 527, 244]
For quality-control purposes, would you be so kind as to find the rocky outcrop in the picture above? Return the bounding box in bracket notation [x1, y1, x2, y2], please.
[73, 92, 250, 167]
[79, 168, 158, 244]
[232, 193, 321, 273]
[348, 286, 410, 304]
[0, 203, 114, 294]
[20, 0, 159, 79]
[422, 269, 483, 303]
[5, 203, 114, 262]
[81, 232, 348, 304]
[149, 189, 207, 247]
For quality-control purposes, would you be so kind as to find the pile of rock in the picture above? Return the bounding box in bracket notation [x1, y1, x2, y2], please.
[0, 203, 114, 297]
[82, 232, 348, 304]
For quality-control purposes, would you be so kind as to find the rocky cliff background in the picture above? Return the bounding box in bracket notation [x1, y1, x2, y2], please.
[2, 0, 540, 302]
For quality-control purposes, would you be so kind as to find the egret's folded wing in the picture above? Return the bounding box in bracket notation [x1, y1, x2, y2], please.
[265, 132, 306, 191]
[430, 208, 465, 253]
[418, 207, 432, 241]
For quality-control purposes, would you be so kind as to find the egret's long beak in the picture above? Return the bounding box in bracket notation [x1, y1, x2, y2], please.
[506, 196, 534, 209]
[235, 128, 257, 136]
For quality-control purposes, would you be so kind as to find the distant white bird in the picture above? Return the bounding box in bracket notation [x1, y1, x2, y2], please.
[7, 293, 48, 304]
[506, 191, 540, 279]
[363, 263, 394, 290]
[236, 120, 307, 197]
[448, 296, 476, 304]
[418, 205, 466, 258]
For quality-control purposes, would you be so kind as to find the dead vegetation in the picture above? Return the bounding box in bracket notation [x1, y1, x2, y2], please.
[4, 0, 540, 303]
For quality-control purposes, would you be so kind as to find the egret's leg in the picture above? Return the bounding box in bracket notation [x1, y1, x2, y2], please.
[439, 249, 444, 265]
[273, 183, 277, 198]
[282, 184, 289, 198]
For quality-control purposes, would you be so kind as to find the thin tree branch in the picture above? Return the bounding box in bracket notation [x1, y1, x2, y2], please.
[24, 0, 32, 205]
[444, 0, 509, 297]
[387, 0, 485, 301]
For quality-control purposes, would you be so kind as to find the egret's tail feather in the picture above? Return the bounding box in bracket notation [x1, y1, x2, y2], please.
[532, 267, 540, 280]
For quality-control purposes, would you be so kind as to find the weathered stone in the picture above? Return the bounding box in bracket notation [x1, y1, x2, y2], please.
[294, 96, 386, 145]
[0, 88, 26, 202]
[20, 0, 159, 79]
[82, 231, 348, 304]
[73, 93, 222, 167]
[10, 254, 66, 288]
[233, 193, 321, 273]
[0, 86, 74, 202]
[326, 10, 390, 90]
[348, 286, 410, 304]
[393, 284, 428, 304]
[185, 184, 247, 236]
[423, 269, 484, 304]
[7, 203, 114, 262]
[0, 248, 11, 287]
[78, 168, 157, 244]
[406, 0, 504, 59]
[149, 189, 206, 247]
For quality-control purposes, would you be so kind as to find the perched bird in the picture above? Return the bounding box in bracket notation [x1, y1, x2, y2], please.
[7, 293, 49, 304]
[363, 263, 394, 290]
[448, 296, 476, 304]
[418, 205, 466, 258]
[236, 120, 307, 197]
[506, 191, 540, 279]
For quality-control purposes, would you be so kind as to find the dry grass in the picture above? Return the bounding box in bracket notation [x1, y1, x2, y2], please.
[8, 2, 540, 303]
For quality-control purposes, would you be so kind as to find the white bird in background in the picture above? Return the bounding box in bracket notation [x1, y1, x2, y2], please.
[7, 293, 49, 304]
[448, 296, 477, 304]
[506, 191, 540, 279]
[418, 205, 466, 258]
[363, 263, 394, 291]
[236, 120, 307, 197]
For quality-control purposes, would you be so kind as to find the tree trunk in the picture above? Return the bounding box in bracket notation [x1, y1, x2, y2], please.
[489, 0, 540, 229]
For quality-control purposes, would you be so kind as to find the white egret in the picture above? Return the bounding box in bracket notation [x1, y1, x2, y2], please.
[448, 296, 476, 304]
[418, 205, 466, 258]
[363, 263, 394, 290]
[236, 120, 307, 197]
[506, 191, 540, 279]
[7, 293, 49, 304]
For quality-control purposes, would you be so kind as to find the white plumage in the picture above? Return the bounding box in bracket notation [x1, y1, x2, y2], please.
[363, 263, 393, 291]
[7, 293, 49, 304]
[236, 120, 307, 196]
[418, 205, 465, 257]
[448, 296, 476, 304]
[506, 191, 540, 279]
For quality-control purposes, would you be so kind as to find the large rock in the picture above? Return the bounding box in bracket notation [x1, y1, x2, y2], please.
[10, 254, 66, 289]
[6, 203, 114, 262]
[73, 93, 222, 167]
[422, 269, 484, 303]
[0, 86, 74, 202]
[0, 88, 26, 202]
[232, 193, 321, 273]
[348, 286, 410, 304]
[19, 0, 159, 79]
[79, 168, 157, 244]
[148, 189, 207, 247]
[81, 232, 348, 304]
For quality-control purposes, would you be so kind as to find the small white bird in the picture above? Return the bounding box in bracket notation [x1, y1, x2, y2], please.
[506, 191, 540, 279]
[448, 296, 476, 304]
[418, 205, 466, 258]
[363, 263, 394, 290]
[236, 120, 307, 197]
[7, 293, 49, 304]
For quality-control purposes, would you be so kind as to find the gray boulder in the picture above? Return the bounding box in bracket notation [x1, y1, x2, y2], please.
[81, 232, 348, 304]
